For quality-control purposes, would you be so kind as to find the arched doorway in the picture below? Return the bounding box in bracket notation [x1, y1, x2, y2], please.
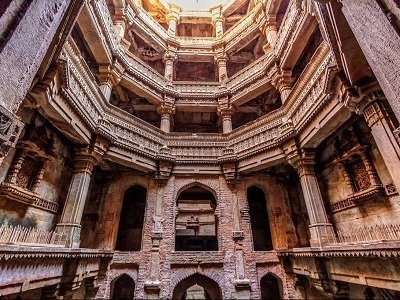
[175, 185, 218, 251]
[115, 185, 147, 251]
[247, 186, 273, 251]
[260, 273, 281, 300]
[172, 273, 222, 300]
[111, 274, 135, 300]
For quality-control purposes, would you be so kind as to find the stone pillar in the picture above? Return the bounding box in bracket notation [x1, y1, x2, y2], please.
[362, 99, 400, 190]
[291, 150, 336, 247]
[113, 6, 127, 43]
[144, 182, 165, 297]
[55, 148, 94, 248]
[5, 149, 27, 184]
[98, 65, 118, 102]
[55, 138, 108, 248]
[263, 19, 278, 53]
[231, 185, 251, 299]
[163, 52, 177, 81]
[212, 6, 224, 37]
[214, 18, 224, 37]
[167, 5, 180, 36]
[218, 94, 233, 133]
[158, 103, 175, 133]
[273, 70, 293, 103]
[221, 111, 233, 134]
[317, 0, 400, 125]
[216, 55, 228, 83]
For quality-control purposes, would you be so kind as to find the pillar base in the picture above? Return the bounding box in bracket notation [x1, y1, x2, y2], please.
[309, 223, 336, 247]
[54, 223, 82, 248]
[234, 280, 251, 300]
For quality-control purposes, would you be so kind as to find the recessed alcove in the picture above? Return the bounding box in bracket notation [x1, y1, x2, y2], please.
[175, 186, 218, 251]
[115, 185, 147, 251]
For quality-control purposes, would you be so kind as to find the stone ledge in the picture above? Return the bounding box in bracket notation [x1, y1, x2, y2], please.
[278, 242, 400, 258]
[0, 245, 114, 260]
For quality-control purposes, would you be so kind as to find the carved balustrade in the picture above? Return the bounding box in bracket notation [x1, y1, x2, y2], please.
[58, 30, 334, 169]
[274, 0, 303, 58]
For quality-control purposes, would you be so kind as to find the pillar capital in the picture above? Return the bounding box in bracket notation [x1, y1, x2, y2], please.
[98, 65, 121, 101]
[163, 51, 178, 63]
[288, 148, 316, 177]
[158, 102, 175, 132]
[73, 135, 110, 175]
[157, 102, 175, 116]
[272, 69, 293, 102]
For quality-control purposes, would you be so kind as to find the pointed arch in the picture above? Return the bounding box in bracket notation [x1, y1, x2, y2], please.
[172, 273, 222, 300]
[111, 274, 135, 300]
[175, 184, 218, 251]
[260, 273, 282, 300]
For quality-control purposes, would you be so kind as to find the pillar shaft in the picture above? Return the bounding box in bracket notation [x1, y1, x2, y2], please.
[158, 103, 175, 133]
[55, 153, 93, 248]
[294, 154, 336, 247]
[167, 17, 178, 36]
[99, 81, 113, 101]
[217, 58, 228, 82]
[165, 60, 173, 80]
[222, 113, 232, 133]
[215, 18, 224, 37]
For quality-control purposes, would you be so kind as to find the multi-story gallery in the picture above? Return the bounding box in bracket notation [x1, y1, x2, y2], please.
[0, 0, 400, 298]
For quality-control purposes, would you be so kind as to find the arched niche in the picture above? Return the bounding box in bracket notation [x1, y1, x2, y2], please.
[260, 273, 282, 300]
[247, 186, 273, 251]
[175, 185, 218, 251]
[111, 274, 135, 300]
[115, 185, 147, 251]
[172, 273, 222, 300]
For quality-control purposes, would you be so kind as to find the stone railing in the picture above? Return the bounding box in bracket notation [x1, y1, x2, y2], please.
[128, 0, 261, 52]
[336, 223, 400, 244]
[0, 225, 67, 247]
[90, 0, 273, 102]
[88, 0, 314, 106]
[56, 36, 333, 168]
[275, 0, 302, 58]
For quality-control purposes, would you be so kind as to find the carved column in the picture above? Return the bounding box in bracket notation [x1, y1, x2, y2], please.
[163, 51, 177, 81]
[98, 65, 119, 102]
[144, 182, 164, 296]
[31, 160, 46, 193]
[218, 94, 233, 133]
[158, 102, 175, 133]
[113, 5, 127, 42]
[230, 184, 251, 298]
[167, 5, 180, 36]
[263, 18, 278, 53]
[290, 149, 336, 247]
[212, 6, 224, 37]
[5, 149, 28, 184]
[221, 110, 233, 133]
[273, 70, 293, 103]
[315, 0, 400, 126]
[215, 54, 228, 83]
[55, 137, 109, 248]
[361, 98, 400, 190]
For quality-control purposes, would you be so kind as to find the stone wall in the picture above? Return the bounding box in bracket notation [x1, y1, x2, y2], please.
[92, 174, 299, 299]
[0, 112, 73, 230]
[316, 117, 400, 231]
